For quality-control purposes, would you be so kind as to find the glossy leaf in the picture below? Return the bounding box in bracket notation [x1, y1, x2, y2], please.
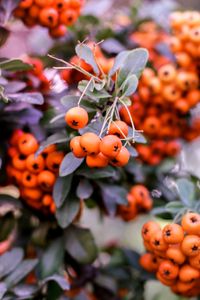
[65, 226, 98, 264]
[55, 196, 80, 228]
[53, 175, 73, 208]
[0, 248, 23, 279]
[59, 153, 84, 177]
[36, 132, 69, 156]
[76, 179, 93, 199]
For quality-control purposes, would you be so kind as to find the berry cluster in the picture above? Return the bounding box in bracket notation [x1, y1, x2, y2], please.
[66, 107, 130, 168]
[14, 0, 84, 38]
[120, 63, 200, 164]
[130, 21, 170, 69]
[118, 185, 152, 221]
[169, 11, 200, 69]
[140, 212, 200, 297]
[61, 43, 114, 85]
[6, 130, 64, 213]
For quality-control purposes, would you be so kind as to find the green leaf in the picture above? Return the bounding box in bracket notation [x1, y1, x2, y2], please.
[79, 118, 103, 135]
[40, 239, 64, 278]
[76, 165, 117, 179]
[0, 195, 22, 216]
[76, 179, 93, 199]
[0, 59, 32, 72]
[0, 248, 23, 279]
[121, 74, 138, 96]
[42, 275, 69, 290]
[9, 92, 44, 105]
[165, 201, 184, 214]
[78, 81, 111, 101]
[98, 183, 128, 216]
[0, 27, 10, 47]
[61, 95, 96, 113]
[108, 50, 129, 77]
[61, 95, 80, 109]
[126, 146, 138, 157]
[5, 259, 38, 288]
[59, 153, 84, 177]
[36, 132, 69, 156]
[13, 284, 39, 298]
[134, 132, 147, 144]
[176, 178, 195, 206]
[55, 195, 80, 228]
[53, 175, 73, 208]
[117, 48, 149, 86]
[75, 43, 100, 75]
[0, 282, 7, 299]
[65, 226, 98, 264]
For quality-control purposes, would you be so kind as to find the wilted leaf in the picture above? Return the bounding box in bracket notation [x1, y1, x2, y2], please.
[5, 259, 38, 288]
[53, 175, 73, 208]
[40, 239, 64, 278]
[0, 248, 23, 279]
[65, 226, 98, 264]
[59, 153, 84, 177]
[55, 195, 80, 228]
[76, 179, 93, 199]
[75, 43, 100, 75]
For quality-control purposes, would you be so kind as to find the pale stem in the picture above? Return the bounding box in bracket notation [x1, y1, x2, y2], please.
[48, 54, 102, 83]
[99, 105, 113, 138]
[119, 98, 135, 139]
[106, 96, 119, 134]
[78, 77, 93, 106]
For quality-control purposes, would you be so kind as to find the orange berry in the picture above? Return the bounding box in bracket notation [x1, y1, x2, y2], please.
[158, 260, 179, 280]
[49, 24, 67, 38]
[181, 235, 200, 257]
[39, 8, 59, 28]
[158, 64, 176, 83]
[163, 223, 184, 244]
[110, 146, 130, 167]
[100, 135, 122, 159]
[18, 133, 38, 156]
[80, 133, 100, 155]
[34, 0, 54, 7]
[22, 171, 38, 188]
[37, 170, 56, 191]
[46, 151, 64, 172]
[12, 154, 27, 171]
[179, 264, 199, 282]
[139, 253, 158, 272]
[181, 212, 200, 235]
[150, 230, 168, 251]
[166, 244, 186, 265]
[189, 253, 200, 269]
[70, 136, 87, 158]
[86, 152, 109, 168]
[59, 9, 78, 26]
[22, 188, 43, 202]
[65, 107, 88, 130]
[42, 194, 53, 206]
[26, 154, 45, 174]
[142, 221, 160, 242]
[19, 0, 33, 8]
[108, 121, 129, 139]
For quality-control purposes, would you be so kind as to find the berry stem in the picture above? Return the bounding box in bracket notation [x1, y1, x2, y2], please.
[78, 77, 93, 106]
